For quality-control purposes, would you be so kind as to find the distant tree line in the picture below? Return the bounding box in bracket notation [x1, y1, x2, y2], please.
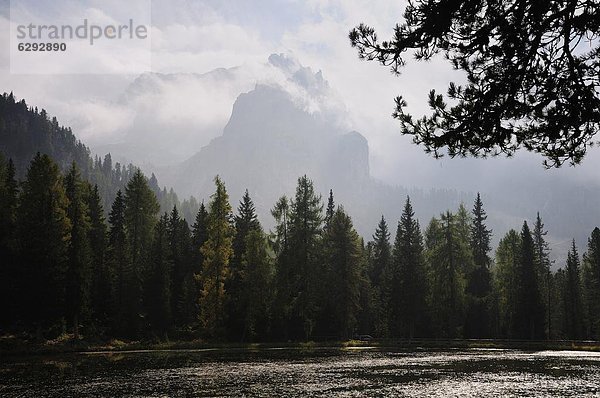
[0, 92, 199, 225]
[1, 153, 600, 342]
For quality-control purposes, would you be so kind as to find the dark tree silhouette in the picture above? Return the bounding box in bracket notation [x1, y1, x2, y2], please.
[350, 0, 600, 167]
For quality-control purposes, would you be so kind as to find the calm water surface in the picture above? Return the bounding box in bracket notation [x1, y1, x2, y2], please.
[1, 348, 600, 397]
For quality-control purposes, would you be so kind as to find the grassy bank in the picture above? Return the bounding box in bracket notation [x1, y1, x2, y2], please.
[2, 334, 600, 357]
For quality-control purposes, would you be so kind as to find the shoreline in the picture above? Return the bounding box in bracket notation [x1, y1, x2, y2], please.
[3, 336, 600, 357]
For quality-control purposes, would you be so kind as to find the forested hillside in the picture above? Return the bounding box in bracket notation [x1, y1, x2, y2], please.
[1, 152, 599, 342]
[0, 92, 199, 221]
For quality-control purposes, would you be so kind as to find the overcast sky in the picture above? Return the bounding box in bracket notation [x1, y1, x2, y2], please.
[1, 0, 599, 190]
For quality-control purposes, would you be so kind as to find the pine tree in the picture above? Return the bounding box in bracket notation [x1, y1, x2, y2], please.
[370, 215, 392, 336]
[182, 202, 209, 327]
[563, 240, 585, 339]
[370, 216, 392, 287]
[583, 228, 600, 339]
[0, 157, 18, 329]
[64, 163, 92, 338]
[550, 269, 567, 339]
[271, 195, 292, 338]
[123, 169, 160, 336]
[470, 194, 492, 269]
[287, 175, 323, 339]
[107, 190, 129, 335]
[199, 176, 234, 335]
[465, 193, 493, 338]
[228, 190, 261, 339]
[147, 213, 172, 336]
[514, 221, 545, 340]
[240, 228, 273, 341]
[533, 213, 551, 338]
[425, 211, 467, 338]
[87, 185, 109, 328]
[324, 207, 362, 339]
[324, 189, 335, 228]
[191, 202, 209, 274]
[493, 230, 521, 338]
[17, 153, 71, 332]
[168, 206, 192, 326]
[392, 196, 428, 339]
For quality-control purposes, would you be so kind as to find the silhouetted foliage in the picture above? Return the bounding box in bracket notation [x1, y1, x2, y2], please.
[349, 1, 600, 167]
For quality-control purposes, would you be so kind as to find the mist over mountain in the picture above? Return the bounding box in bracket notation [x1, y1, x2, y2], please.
[3, 52, 599, 265]
[148, 55, 599, 264]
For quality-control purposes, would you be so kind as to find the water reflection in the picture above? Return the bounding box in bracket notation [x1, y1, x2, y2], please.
[1, 348, 600, 397]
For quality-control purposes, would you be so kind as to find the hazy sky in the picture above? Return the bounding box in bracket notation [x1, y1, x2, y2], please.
[1, 0, 599, 190]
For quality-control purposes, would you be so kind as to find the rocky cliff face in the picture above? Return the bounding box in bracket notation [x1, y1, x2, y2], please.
[170, 82, 370, 219]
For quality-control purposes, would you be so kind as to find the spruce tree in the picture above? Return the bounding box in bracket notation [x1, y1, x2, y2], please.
[107, 190, 129, 335]
[371, 216, 391, 287]
[87, 185, 109, 327]
[493, 230, 522, 338]
[514, 221, 545, 340]
[240, 228, 273, 341]
[123, 169, 160, 336]
[370, 215, 392, 336]
[271, 195, 292, 338]
[228, 190, 260, 339]
[583, 228, 600, 339]
[147, 213, 172, 336]
[393, 197, 428, 339]
[199, 176, 234, 335]
[0, 157, 18, 329]
[533, 213, 551, 338]
[180, 202, 209, 327]
[324, 189, 335, 228]
[465, 193, 492, 338]
[168, 206, 192, 326]
[287, 175, 323, 339]
[191, 202, 209, 274]
[563, 240, 585, 339]
[426, 211, 467, 338]
[324, 207, 362, 339]
[17, 153, 71, 332]
[64, 163, 92, 338]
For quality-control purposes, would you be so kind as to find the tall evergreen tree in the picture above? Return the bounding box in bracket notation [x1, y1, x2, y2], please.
[533, 213, 552, 338]
[228, 190, 261, 339]
[199, 176, 234, 335]
[583, 227, 600, 339]
[168, 206, 192, 326]
[147, 213, 173, 336]
[87, 184, 109, 328]
[324, 189, 335, 228]
[123, 169, 160, 336]
[370, 216, 392, 287]
[465, 193, 492, 338]
[563, 240, 585, 340]
[240, 228, 273, 341]
[393, 197, 428, 338]
[181, 202, 209, 327]
[107, 190, 129, 335]
[425, 211, 467, 338]
[271, 195, 292, 338]
[64, 163, 92, 338]
[287, 175, 323, 339]
[324, 207, 362, 339]
[370, 215, 392, 336]
[514, 221, 545, 340]
[17, 153, 71, 333]
[493, 230, 521, 338]
[0, 157, 18, 329]
[191, 202, 209, 273]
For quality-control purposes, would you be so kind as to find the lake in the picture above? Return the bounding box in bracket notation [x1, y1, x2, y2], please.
[1, 347, 600, 397]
